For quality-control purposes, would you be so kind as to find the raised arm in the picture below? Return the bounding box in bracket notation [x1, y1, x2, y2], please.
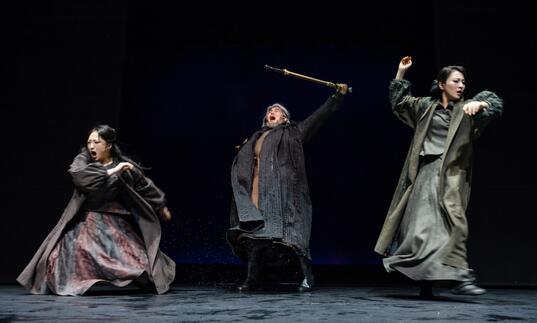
[390, 56, 428, 129]
[395, 56, 412, 80]
[298, 84, 347, 143]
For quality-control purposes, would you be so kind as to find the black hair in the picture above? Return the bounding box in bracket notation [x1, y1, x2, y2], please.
[84, 124, 146, 170]
[429, 65, 467, 99]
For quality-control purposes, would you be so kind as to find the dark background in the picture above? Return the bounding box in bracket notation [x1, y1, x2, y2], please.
[2, 1, 535, 286]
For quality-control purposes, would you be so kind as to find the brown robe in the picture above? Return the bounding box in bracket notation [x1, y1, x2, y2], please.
[17, 151, 175, 294]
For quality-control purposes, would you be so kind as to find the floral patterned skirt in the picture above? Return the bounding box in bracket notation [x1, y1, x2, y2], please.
[46, 209, 150, 295]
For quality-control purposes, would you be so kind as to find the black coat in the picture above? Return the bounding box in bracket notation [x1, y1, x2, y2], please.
[227, 93, 344, 260]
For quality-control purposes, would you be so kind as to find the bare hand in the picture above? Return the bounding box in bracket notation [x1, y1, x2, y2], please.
[396, 56, 412, 79]
[337, 83, 348, 95]
[107, 162, 134, 176]
[463, 101, 488, 116]
[159, 206, 172, 221]
[399, 56, 412, 70]
[116, 162, 134, 173]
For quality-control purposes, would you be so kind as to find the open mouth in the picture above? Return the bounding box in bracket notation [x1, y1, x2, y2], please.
[90, 150, 97, 158]
[269, 116, 276, 121]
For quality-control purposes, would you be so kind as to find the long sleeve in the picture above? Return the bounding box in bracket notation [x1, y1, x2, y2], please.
[471, 90, 503, 138]
[389, 79, 429, 129]
[68, 152, 109, 193]
[123, 168, 166, 212]
[298, 92, 344, 143]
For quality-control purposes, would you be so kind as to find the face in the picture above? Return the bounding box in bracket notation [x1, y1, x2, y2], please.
[265, 106, 288, 128]
[439, 70, 465, 102]
[87, 131, 112, 163]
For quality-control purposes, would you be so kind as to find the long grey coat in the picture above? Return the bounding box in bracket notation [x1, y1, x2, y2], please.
[17, 151, 176, 294]
[227, 93, 344, 261]
[374, 79, 502, 269]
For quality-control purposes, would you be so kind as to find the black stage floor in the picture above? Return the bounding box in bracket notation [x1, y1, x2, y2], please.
[1, 284, 536, 322]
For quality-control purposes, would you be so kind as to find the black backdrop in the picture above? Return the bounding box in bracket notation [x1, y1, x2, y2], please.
[2, 0, 535, 286]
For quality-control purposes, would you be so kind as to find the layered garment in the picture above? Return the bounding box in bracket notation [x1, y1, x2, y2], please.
[375, 79, 502, 280]
[227, 93, 344, 262]
[17, 152, 175, 295]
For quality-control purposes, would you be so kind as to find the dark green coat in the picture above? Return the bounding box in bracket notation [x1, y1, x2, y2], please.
[374, 79, 502, 269]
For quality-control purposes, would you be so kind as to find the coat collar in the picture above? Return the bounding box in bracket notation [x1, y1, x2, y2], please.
[442, 100, 465, 159]
[419, 103, 434, 122]
[420, 99, 456, 121]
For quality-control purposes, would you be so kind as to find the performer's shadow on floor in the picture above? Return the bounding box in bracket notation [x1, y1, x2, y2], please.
[83, 282, 158, 296]
[379, 275, 481, 303]
[217, 261, 308, 293]
[220, 282, 303, 293]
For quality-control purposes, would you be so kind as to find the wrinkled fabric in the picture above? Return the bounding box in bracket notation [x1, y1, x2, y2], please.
[47, 206, 150, 295]
[419, 104, 452, 156]
[17, 152, 175, 295]
[383, 156, 465, 281]
[228, 93, 344, 261]
[375, 79, 503, 269]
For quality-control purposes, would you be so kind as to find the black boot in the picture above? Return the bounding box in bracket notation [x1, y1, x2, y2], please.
[297, 256, 315, 292]
[237, 243, 263, 292]
[419, 281, 434, 299]
[451, 270, 486, 296]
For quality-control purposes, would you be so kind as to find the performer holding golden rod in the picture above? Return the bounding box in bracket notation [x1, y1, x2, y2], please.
[227, 73, 348, 292]
[265, 65, 352, 93]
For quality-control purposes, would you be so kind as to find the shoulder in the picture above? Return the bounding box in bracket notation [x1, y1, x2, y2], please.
[422, 97, 435, 105]
[71, 150, 91, 166]
[413, 97, 435, 114]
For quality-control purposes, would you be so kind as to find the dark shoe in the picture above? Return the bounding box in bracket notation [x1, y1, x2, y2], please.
[297, 277, 315, 292]
[237, 280, 256, 292]
[237, 242, 264, 292]
[297, 256, 315, 292]
[419, 281, 434, 299]
[451, 281, 486, 295]
[451, 269, 486, 295]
